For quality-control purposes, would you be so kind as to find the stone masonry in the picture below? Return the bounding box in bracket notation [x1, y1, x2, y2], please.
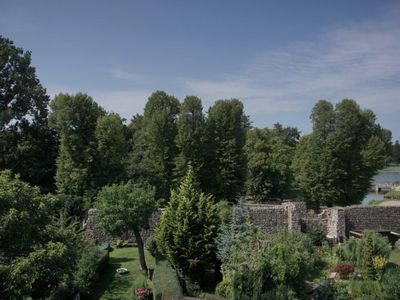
[85, 203, 400, 244]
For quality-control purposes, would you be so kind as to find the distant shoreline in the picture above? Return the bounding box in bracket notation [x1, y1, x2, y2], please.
[380, 165, 400, 172]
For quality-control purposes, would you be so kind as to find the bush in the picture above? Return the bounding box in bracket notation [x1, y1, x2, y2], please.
[333, 263, 354, 279]
[381, 266, 400, 299]
[303, 224, 327, 246]
[145, 236, 160, 259]
[217, 229, 315, 300]
[339, 231, 390, 270]
[74, 245, 109, 296]
[347, 279, 384, 300]
[319, 280, 349, 300]
[152, 260, 183, 300]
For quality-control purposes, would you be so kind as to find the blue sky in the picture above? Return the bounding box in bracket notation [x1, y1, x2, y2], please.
[1, 0, 400, 140]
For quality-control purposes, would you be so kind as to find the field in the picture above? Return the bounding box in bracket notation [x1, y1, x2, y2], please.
[91, 247, 155, 300]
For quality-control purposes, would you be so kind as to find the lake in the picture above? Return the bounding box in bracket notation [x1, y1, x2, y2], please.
[363, 171, 400, 204]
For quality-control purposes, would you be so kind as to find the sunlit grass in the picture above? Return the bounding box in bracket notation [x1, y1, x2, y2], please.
[90, 247, 155, 300]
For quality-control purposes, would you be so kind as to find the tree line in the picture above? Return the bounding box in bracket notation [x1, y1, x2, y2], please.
[1, 36, 394, 212]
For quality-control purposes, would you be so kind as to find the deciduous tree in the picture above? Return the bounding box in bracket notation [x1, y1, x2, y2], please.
[49, 93, 105, 198]
[96, 181, 156, 272]
[0, 36, 57, 192]
[293, 99, 390, 208]
[245, 127, 295, 202]
[205, 99, 249, 202]
[175, 96, 207, 186]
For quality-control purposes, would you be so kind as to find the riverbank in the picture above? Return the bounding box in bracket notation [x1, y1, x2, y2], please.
[381, 165, 400, 172]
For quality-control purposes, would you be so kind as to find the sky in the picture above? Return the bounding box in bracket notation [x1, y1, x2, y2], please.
[1, 0, 400, 140]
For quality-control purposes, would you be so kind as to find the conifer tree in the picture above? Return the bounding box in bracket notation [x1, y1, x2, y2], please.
[155, 166, 219, 283]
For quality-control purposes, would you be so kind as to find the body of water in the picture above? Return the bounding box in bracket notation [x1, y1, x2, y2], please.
[363, 171, 400, 205]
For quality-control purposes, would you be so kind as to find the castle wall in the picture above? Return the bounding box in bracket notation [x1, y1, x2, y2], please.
[248, 204, 288, 234]
[344, 206, 400, 234]
[84, 203, 400, 244]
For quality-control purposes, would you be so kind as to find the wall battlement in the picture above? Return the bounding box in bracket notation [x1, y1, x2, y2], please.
[85, 203, 400, 244]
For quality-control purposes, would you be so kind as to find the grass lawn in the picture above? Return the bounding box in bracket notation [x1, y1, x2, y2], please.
[90, 247, 155, 300]
[390, 249, 400, 266]
[380, 165, 400, 172]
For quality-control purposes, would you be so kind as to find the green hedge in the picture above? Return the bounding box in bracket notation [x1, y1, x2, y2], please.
[152, 260, 183, 300]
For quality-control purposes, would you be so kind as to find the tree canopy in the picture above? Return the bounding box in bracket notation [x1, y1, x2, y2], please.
[205, 99, 249, 202]
[0, 36, 57, 192]
[96, 181, 157, 272]
[292, 99, 391, 208]
[49, 93, 105, 198]
[245, 125, 298, 202]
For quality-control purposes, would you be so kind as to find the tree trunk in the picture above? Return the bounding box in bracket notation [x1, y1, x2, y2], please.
[133, 229, 148, 273]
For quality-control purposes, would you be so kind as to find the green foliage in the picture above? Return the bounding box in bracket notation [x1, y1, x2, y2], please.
[139, 90, 180, 201]
[391, 140, 400, 164]
[155, 166, 219, 283]
[0, 170, 58, 257]
[6, 241, 71, 299]
[152, 260, 183, 300]
[293, 99, 391, 209]
[384, 189, 400, 200]
[338, 231, 391, 279]
[73, 245, 107, 296]
[215, 199, 232, 225]
[216, 198, 254, 263]
[245, 125, 298, 202]
[347, 279, 384, 300]
[175, 96, 207, 187]
[381, 266, 400, 299]
[94, 113, 128, 187]
[303, 224, 327, 246]
[96, 181, 157, 271]
[145, 235, 160, 259]
[0, 36, 57, 193]
[49, 92, 105, 198]
[96, 181, 156, 235]
[368, 199, 385, 206]
[204, 99, 249, 202]
[217, 229, 315, 299]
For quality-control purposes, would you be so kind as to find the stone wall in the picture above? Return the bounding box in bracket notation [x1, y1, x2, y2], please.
[84, 208, 162, 244]
[248, 204, 288, 234]
[84, 203, 400, 244]
[344, 206, 400, 234]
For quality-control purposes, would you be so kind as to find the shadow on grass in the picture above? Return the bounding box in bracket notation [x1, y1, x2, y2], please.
[110, 257, 133, 264]
[89, 262, 137, 300]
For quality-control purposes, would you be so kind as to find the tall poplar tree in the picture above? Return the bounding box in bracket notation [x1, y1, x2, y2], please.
[175, 96, 207, 186]
[49, 93, 105, 197]
[94, 113, 128, 187]
[141, 90, 180, 201]
[205, 99, 249, 202]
